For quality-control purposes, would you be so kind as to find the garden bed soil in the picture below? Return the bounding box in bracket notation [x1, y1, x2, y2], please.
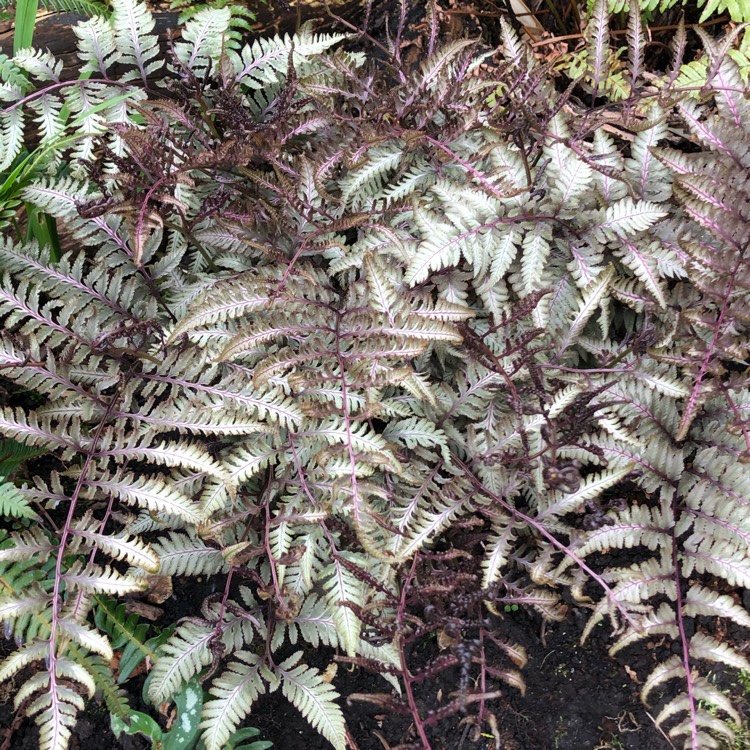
[0, 575, 682, 750]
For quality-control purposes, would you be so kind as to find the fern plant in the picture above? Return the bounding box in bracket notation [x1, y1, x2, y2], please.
[593, 0, 750, 23]
[0, 3, 750, 750]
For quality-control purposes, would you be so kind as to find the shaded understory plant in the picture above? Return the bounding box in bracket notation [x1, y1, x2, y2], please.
[0, 3, 749, 750]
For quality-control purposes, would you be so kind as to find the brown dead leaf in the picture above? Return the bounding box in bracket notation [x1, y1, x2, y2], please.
[144, 575, 173, 604]
[624, 664, 641, 684]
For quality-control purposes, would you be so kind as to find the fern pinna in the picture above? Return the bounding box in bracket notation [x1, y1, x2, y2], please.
[0, 3, 750, 749]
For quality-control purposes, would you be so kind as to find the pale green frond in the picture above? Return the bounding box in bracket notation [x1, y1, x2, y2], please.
[566, 504, 671, 560]
[175, 7, 232, 73]
[686, 684, 739, 734]
[149, 531, 226, 576]
[609, 602, 677, 655]
[72, 529, 160, 573]
[29, 94, 65, 154]
[481, 516, 518, 592]
[581, 555, 677, 641]
[0, 641, 48, 683]
[111, 0, 162, 83]
[149, 620, 215, 704]
[278, 651, 346, 750]
[13, 48, 63, 82]
[219, 317, 328, 361]
[0, 526, 58, 564]
[591, 130, 628, 202]
[301, 419, 401, 473]
[234, 26, 348, 89]
[19, 177, 100, 221]
[221, 434, 281, 485]
[489, 226, 521, 284]
[0, 406, 79, 453]
[624, 111, 671, 201]
[0, 104, 24, 172]
[684, 584, 750, 627]
[363, 253, 410, 323]
[73, 15, 118, 76]
[104, 440, 232, 485]
[614, 238, 668, 308]
[200, 652, 268, 750]
[518, 222, 552, 297]
[689, 632, 750, 672]
[641, 654, 685, 705]
[28, 695, 78, 750]
[393, 489, 470, 559]
[682, 537, 750, 588]
[631, 368, 689, 399]
[168, 275, 276, 340]
[404, 205, 462, 285]
[383, 417, 448, 460]
[538, 462, 636, 519]
[544, 115, 593, 211]
[275, 593, 339, 649]
[63, 563, 148, 595]
[555, 264, 614, 355]
[57, 619, 114, 660]
[593, 198, 667, 242]
[352, 316, 462, 345]
[0, 481, 37, 519]
[697, 0, 750, 25]
[415, 38, 476, 92]
[86, 473, 202, 523]
[0, 585, 50, 621]
[564, 239, 604, 289]
[321, 554, 365, 656]
[340, 142, 404, 209]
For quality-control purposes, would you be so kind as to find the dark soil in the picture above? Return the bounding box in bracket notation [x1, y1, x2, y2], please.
[245, 606, 673, 750]
[0, 575, 678, 750]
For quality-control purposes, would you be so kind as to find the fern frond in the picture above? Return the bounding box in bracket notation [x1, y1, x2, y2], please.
[624, 115, 671, 201]
[149, 531, 226, 576]
[57, 619, 114, 660]
[85, 473, 202, 523]
[274, 593, 339, 649]
[321, 553, 365, 657]
[0, 103, 23, 172]
[0, 585, 50, 621]
[111, 0, 162, 84]
[200, 652, 270, 750]
[63, 562, 149, 595]
[30, 668, 90, 750]
[149, 619, 215, 703]
[0, 480, 37, 518]
[593, 198, 667, 242]
[278, 651, 346, 750]
[13, 48, 63, 82]
[683, 583, 750, 628]
[585, 0, 610, 101]
[72, 15, 118, 76]
[174, 7, 232, 74]
[72, 529, 160, 573]
[538, 462, 636, 519]
[103, 440, 232, 485]
[689, 632, 750, 672]
[72, 651, 131, 721]
[38, 0, 108, 14]
[393, 482, 471, 559]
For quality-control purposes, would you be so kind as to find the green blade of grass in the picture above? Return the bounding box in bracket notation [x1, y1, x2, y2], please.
[13, 0, 39, 53]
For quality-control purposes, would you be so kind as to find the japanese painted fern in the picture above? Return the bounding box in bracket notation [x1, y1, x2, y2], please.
[0, 3, 749, 749]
